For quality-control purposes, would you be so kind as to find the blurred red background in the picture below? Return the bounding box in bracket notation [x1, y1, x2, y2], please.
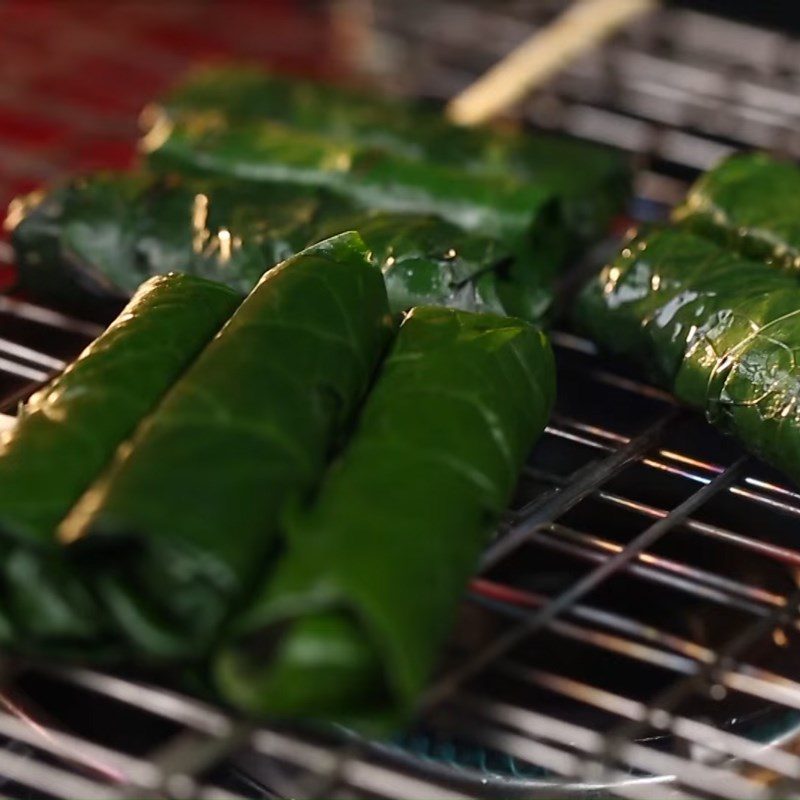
[0, 0, 360, 291]
[0, 1, 345, 203]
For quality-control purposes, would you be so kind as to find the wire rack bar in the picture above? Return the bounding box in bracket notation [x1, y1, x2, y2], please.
[475, 586, 800, 721]
[248, 730, 471, 800]
[0, 706, 156, 787]
[147, 723, 254, 797]
[438, 717, 685, 800]
[423, 456, 746, 709]
[600, 585, 800, 799]
[496, 665, 800, 780]
[0, 746, 115, 800]
[538, 523, 791, 613]
[482, 411, 679, 569]
[32, 664, 233, 737]
[455, 695, 769, 800]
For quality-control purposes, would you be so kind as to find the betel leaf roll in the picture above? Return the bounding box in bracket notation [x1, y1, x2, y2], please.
[311, 211, 551, 323]
[144, 117, 568, 257]
[0, 273, 240, 650]
[7, 174, 349, 309]
[153, 66, 630, 242]
[8, 173, 551, 322]
[673, 152, 800, 271]
[215, 306, 555, 723]
[0, 273, 240, 544]
[60, 233, 393, 660]
[576, 226, 800, 484]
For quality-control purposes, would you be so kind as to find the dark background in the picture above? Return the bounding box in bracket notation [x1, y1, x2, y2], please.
[676, 0, 800, 31]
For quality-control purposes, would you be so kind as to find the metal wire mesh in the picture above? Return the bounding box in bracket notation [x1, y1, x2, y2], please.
[2, 287, 800, 799]
[2, 1, 800, 798]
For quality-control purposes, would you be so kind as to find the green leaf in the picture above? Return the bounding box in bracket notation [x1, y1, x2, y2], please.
[9, 174, 343, 311]
[155, 65, 630, 243]
[145, 117, 562, 247]
[0, 273, 240, 544]
[575, 225, 800, 486]
[215, 306, 555, 724]
[61, 233, 393, 661]
[674, 152, 800, 271]
[10, 173, 553, 323]
[0, 273, 239, 651]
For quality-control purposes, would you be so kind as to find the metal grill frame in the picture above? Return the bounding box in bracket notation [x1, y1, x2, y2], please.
[2, 2, 800, 799]
[2, 295, 800, 799]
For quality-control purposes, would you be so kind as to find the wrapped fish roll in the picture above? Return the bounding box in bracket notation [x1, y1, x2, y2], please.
[8, 174, 345, 309]
[576, 226, 800, 485]
[215, 306, 555, 723]
[674, 152, 800, 271]
[60, 233, 392, 661]
[144, 118, 568, 260]
[0, 273, 240, 649]
[9, 173, 551, 322]
[153, 65, 630, 242]
[318, 211, 551, 323]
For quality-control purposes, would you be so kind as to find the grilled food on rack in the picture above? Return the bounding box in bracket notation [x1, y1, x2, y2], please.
[215, 306, 555, 723]
[60, 233, 392, 660]
[8, 176, 342, 307]
[0, 274, 239, 543]
[8, 68, 630, 322]
[9, 173, 550, 322]
[674, 152, 800, 271]
[145, 119, 565, 248]
[0, 274, 239, 649]
[0, 64, 574, 715]
[314, 211, 551, 322]
[153, 65, 630, 245]
[576, 226, 800, 485]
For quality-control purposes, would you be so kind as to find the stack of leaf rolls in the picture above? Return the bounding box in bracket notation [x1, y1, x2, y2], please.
[9, 66, 631, 323]
[0, 232, 554, 724]
[576, 152, 800, 487]
[0, 66, 637, 724]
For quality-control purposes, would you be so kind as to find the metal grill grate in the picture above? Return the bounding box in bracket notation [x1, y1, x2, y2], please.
[2, 1, 800, 798]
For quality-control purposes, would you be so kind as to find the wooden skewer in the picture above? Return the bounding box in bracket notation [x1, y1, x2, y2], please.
[446, 0, 658, 126]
